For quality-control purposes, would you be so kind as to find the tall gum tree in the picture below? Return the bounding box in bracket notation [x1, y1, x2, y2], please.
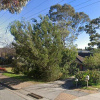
[85, 17, 100, 49]
[48, 4, 90, 47]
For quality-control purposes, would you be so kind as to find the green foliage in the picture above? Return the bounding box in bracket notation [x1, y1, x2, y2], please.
[75, 70, 100, 86]
[60, 64, 69, 79]
[61, 48, 77, 66]
[69, 62, 79, 75]
[12, 57, 28, 74]
[91, 48, 100, 53]
[85, 17, 100, 49]
[60, 48, 79, 79]
[10, 16, 64, 81]
[10, 16, 79, 81]
[88, 33, 100, 48]
[84, 53, 100, 70]
[0, 0, 30, 13]
[49, 4, 90, 46]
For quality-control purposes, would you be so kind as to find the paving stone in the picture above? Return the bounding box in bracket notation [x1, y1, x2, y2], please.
[55, 93, 77, 100]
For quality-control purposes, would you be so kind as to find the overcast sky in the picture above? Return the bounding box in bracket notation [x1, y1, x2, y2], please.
[0, 0, 100, 48]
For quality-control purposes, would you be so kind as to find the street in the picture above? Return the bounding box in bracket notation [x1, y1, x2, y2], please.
[0, 84, 34, 100]
[0, 78, 100, 100]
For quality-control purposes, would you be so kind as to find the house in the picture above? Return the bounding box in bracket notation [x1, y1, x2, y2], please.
[0, 48, 15, 65]
[76, 50, 93, 71]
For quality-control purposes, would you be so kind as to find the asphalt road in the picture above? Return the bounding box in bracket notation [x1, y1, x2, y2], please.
[0, 84, 34, 100]
[0, 77, 94, 100]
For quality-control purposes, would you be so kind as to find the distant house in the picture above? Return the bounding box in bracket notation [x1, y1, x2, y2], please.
[0, 48, 15, 65]
[76, 50, 93, 71]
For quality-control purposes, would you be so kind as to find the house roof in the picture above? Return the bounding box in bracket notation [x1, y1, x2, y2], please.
[78, 50, 93, 57]
[76, 55, 84, 64]
[78, 53, 92, 57]
[78, 50, 91, 53]
[76, 50, 93, 64]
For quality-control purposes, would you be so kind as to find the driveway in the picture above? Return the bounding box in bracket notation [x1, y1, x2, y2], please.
[16, 79, 90, 100]
[0, 71, 99, 100]
[0, 85, 27, 100]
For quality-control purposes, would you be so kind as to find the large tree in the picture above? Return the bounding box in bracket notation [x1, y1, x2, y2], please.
[0, 0, 30, 13]
[10, 16, 64, 81]
[48, 4, 90, 46]
[85, 17, 100, 49]
[88, 33, 100, 48]
[10, 16, 79, 81]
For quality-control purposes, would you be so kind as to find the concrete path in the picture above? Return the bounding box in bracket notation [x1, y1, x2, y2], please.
[0, 84, 36, 100]
[74, 92, 100, 100]
[16, 80, 90, 100]
[17, 81, 66, 100]
[0, 82, 100, 100]
[0, 85, 26, 100]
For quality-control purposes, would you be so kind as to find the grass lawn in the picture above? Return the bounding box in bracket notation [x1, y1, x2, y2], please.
[3, 72, 32, 81]
[80, 83, 100, 90]
[92, 84, 100, 89]
[2, 66, 44, 83]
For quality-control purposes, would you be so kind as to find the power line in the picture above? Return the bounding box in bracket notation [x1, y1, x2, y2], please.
[74, 0, 92, 8]
[22, 0, 48, 16]
[1, 0, 100, 47]
[0, 15, 13, 25]
[0, 0, 48, 27]
[13, 0, 100, 22]
[1, 0, 100, 31]
[26, 0, 94, 20]
[0, 11, 7, 19]
[25, 0, 65, 20]
[26, 0, 95, 20]
[0, 0, 31, 19]
[0, 0, 77, 30]
[25, 7, 49, 19]
[68, 0, 76, 4]
[76, 0, 100, 10]
[0, 0, 34, 25]
[26, 0, 35, 6]
[0, 0, 65, 29]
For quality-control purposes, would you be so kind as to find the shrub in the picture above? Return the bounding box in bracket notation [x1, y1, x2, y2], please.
[27, 66, 62, 82]
[75, 70, 100, 86]
[84, 53, 100, 70]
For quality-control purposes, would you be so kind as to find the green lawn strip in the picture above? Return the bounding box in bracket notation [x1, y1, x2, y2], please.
[92, 84, 100, 89]
[3, 72, 44, 83]
[2, 67, 44, 83]
[81, 86, 95, 90]
[80, 84, 100, 90]
[3, 72, 31, 81]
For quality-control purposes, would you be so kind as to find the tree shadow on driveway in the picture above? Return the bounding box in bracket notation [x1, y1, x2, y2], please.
[0, 71, 26, 90]
[60, 78, 90, 97]
[0, 76, 21, 90]
[61, 78, 75, 89]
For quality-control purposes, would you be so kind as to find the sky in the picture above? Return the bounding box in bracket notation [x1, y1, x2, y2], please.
[0, 0, 100, 48]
